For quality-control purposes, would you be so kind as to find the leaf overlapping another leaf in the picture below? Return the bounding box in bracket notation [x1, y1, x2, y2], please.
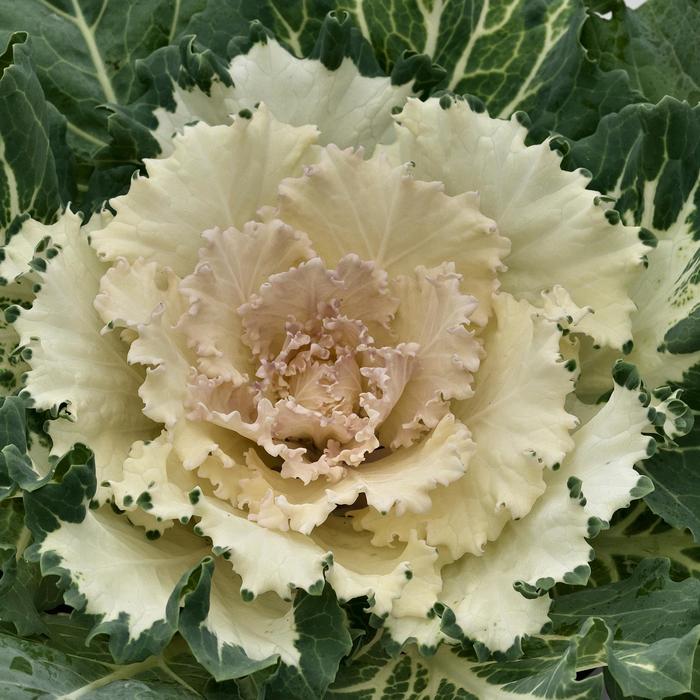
[551, 559, 700, 699]
[0, 0, 206, 158]
[235, 0, 644, 141]
[563, 97, 700, 553]
[0, 1, 698, 699]
[15, 433, 350, 698]
[588, 503, 700, 586]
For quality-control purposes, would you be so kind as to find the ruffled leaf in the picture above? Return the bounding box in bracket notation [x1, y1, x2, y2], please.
[440, 368, 654, 652]
[359, 294, 576, 561]
[242, 414, 472, 534]
[36, 507, 205, 663]
[568, 98, 700, 398]
[204, 36, 413, 152]
[276, 144, 506, 323]
[91, 105, 319, 277]
[567, 363, 655, 524]
[314, 519, 438, 623]
[109, 435, 198, 532]
[384, 97, 647, 349]
[13, 215, 155, 487]
[179, 220, 314, 382]
[378, 265, 482, 447]
[192, 494, 331, 600]
[439, 468, 589, 653]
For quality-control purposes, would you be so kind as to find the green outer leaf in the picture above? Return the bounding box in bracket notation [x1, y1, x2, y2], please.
[264, 584, 352, 700]
[582, 0, 700, 105]
[605, 642, 700, 700]
[551, 558, 700, 699]
[0, 396, 55, 501]
[22, 444, 95, 541]
[325, 622, 606, 700]
[82, 35, 230, 211]
[637, 424, 700, 544]
[0, 497, 24, 557]
[0, 551, 58, 637]
[0, 0, 206, 158]
[0, 397, 63, 637]
[565, 97, 700, 237]
[0, 499, 62, 637]
[0, 396, 34, 500]
[0, 616, 213, 699]
[589, 503, 700, 586]
[183, 0, 277, 59]
[608, 625, 700, 700]
[514, 2, 643, 141]
[0, 32, 69, 232]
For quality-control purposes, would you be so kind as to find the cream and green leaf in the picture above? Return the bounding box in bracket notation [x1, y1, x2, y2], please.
[565, 98, 700, 551]
[568, 98, 700, 399]
[327, 559, 700, 700]
[4, 0, 646, 211]
[0, 33, 72, 396]
[22, 442, 351, 693]
[188, 0, 642, 141]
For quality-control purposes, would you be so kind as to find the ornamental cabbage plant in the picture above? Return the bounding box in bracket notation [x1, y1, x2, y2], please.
[0, 2, 699, 699]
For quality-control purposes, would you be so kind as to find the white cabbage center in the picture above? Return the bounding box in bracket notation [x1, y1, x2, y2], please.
[185, 242, 479, 490]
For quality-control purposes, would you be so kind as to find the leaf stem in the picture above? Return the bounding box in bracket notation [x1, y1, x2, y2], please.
[56, 655, 161, 699]
[70, 0, 118, 103]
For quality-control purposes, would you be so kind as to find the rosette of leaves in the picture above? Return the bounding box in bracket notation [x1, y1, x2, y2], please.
[0, 1, 698, 699]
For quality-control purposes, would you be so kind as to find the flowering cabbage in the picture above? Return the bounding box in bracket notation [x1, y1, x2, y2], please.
[0, 2, 699, 699]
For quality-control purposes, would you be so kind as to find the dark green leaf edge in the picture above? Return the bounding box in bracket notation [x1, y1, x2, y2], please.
[0, 31, 73, 234]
